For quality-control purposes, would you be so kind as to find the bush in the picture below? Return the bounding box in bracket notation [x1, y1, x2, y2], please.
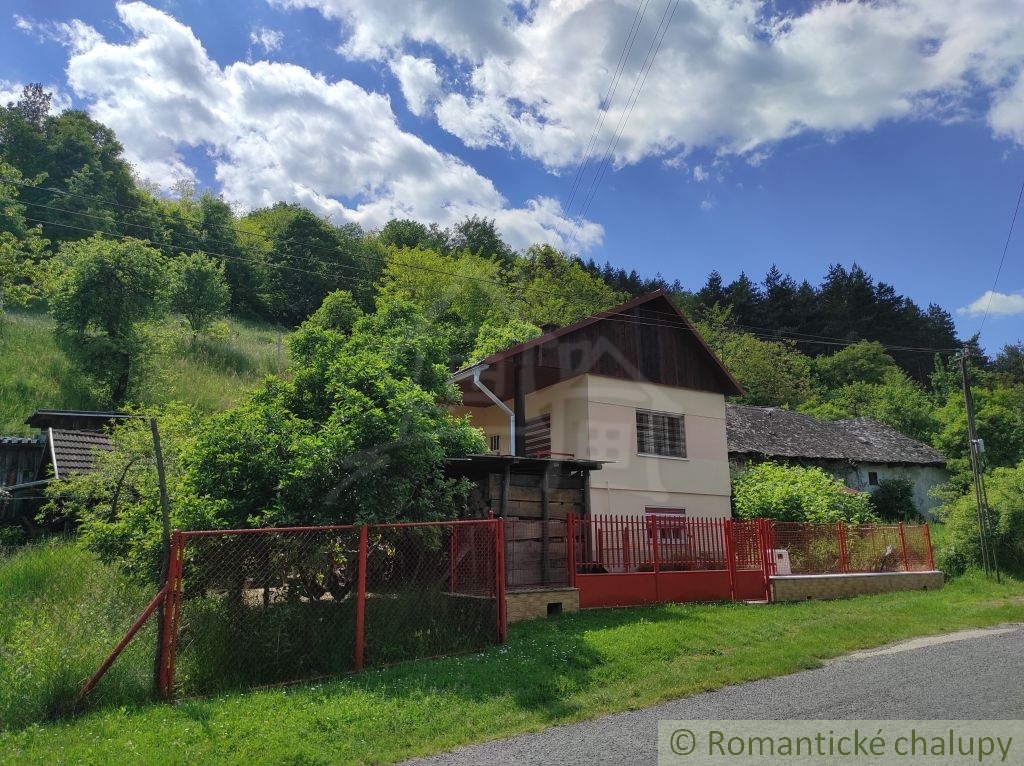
[937, 459, 1024, 574]
[869, 478, 920, 521]
[732, 462, 876, 523]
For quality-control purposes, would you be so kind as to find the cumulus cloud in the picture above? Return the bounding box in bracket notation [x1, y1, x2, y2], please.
[958, 291, 1024, 317]
[282, 0, 1024, 171]
[390, 55, 441, 117]
[56, 1, 596, 250]
[250, 27, 284, 54]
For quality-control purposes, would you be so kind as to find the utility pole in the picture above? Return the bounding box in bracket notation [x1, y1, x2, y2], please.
[957, 349, 1000, 581]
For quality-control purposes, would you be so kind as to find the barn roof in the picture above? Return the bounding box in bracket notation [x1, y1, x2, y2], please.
[453, 290, 743, 407]
[726, 404, 946, 466]
[47, 429, 114, 479]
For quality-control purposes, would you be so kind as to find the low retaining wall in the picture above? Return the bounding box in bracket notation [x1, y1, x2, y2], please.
[771, 570, 944, 601]
[505, 587, 580, 622]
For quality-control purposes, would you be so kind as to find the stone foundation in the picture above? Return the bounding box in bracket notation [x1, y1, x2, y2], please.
[771, 571, 944, 601]
[505, 587, 580, 622]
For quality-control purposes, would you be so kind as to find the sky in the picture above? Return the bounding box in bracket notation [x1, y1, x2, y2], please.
[2, 0, 1023, 357]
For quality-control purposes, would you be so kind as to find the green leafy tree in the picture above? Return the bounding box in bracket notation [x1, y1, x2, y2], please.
[49, 235, 170, 404]
[732, 462, 876, 523]
[0, 162, 49, 318]
[171, 252, 230, 336]
[812, 341, 900, 389]
[937, 458, 1024, 574]
[513, 244, 624, 328]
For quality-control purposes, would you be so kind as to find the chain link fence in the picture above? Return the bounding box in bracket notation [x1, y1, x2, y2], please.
[159, 519, 503, 698]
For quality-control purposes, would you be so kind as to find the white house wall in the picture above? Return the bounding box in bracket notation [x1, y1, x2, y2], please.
[452, 373, 732, 519]
[842, 463, 949, 518]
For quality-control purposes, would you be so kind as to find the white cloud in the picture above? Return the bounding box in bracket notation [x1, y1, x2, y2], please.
[958, 291, 1024, 317]
[57, 1, 596, 250]
[390, 55, 441, 117]
[280, 0, 1024, 171]
[693, 165, 708, 182]
[250, 27, 284, 54]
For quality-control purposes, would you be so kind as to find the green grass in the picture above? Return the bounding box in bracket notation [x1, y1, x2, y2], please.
[0, 543, 157, 729]
[0, 312, 288, 432]
[1, 569, 1022, 765]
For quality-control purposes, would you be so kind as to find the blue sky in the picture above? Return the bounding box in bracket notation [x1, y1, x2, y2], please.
[2, 0, 1023, 356]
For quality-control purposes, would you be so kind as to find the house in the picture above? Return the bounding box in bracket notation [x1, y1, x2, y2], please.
[450, 290, 743, 520]
[0, 410, 128, 525]
[726, 404, 948, 516]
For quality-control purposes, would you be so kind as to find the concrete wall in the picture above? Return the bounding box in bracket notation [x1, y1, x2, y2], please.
[771, 571, 944, 601]
[841, 463, 950, 518]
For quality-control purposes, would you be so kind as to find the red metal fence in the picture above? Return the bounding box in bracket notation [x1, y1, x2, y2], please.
[500, 515, 936, 609]
[157, 518, 504, 698]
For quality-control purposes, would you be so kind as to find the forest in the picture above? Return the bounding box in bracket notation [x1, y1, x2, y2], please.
[2, 84, 1023, 572]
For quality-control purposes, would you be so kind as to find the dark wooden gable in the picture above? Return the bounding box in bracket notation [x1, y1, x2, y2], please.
[456, 291, 742, 406]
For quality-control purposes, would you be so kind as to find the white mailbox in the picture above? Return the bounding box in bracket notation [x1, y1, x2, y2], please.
[771, 549, 792, 575]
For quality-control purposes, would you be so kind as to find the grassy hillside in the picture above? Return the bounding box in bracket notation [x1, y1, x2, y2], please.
[0, 311, 288, 433]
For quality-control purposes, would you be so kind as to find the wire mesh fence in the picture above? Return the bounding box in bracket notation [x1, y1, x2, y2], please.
[159, 519, 502, 698]
[768, 521, 934, 575]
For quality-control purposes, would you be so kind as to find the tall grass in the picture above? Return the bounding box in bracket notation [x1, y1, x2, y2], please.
[0, 543, 157, 729]
[0, 312, 289, 432]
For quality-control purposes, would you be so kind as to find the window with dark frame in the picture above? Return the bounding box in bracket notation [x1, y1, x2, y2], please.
[489, 434, 500, 453]
[868, 471, 879, 486]
[635, 410, 686, 458]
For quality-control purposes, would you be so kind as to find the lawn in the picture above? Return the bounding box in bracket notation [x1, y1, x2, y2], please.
[2, 568, 1022, 765]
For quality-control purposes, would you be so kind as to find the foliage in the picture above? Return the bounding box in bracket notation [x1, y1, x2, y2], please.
[0, 162, 49, 318]
[868, 478, 920, 521]
[49, 236, 170, 405]
[512, 245, 624, 328]
[170, 252, 230, 336]
[936, 459, 1024, 574]
[698, 308, 813, 407]
[732, 462, 876, 523]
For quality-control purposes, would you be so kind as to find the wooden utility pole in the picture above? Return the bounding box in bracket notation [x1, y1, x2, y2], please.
[957, 350, 1000, 580]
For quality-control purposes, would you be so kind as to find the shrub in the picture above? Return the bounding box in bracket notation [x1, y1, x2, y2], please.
[869, 478, 920, 521]
[732, 462, 876, 523]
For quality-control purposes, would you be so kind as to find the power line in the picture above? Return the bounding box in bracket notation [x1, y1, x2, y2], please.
[978, 178, 1024, 336]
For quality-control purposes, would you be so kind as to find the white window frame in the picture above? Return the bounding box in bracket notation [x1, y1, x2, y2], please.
[635, 409, 686, 458]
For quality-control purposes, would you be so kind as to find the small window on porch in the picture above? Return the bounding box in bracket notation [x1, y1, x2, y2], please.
[489, 434, 501, 453]
[525, 414, 552, 457]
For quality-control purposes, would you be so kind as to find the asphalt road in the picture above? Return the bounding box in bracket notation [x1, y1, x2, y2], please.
[402, 624, 1024, 765]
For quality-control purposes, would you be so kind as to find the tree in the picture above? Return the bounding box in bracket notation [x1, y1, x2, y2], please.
[513, 244, 624, 328]
[170, 252, 230, 336]
[49, 235, 170, 404]
[937, 458, 1024, 574]
[812, 341, 900, 389]
[0, 162, 49, 318]
[992, 342, 1024, 386]
[732, 462, 876, 523]
[449, 215, 515, 267]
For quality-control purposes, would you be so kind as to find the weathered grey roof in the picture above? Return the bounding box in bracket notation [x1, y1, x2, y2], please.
[48, 429, 113, 479]
[726, 404, 946, 466]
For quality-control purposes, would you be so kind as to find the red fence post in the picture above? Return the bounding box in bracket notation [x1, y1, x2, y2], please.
[495, 517, 507, 643]
[158, 530, 185, 699]
[566, 513, 577, 588]
[650, 515, 661, 601]
[724, 519, 737, 602]
[923, 524, 936, 570]
[837, 522, 849, 573]
[622, 523, 631, 572]
[354, 525, 368, 672]
[898, 523, 911, 572]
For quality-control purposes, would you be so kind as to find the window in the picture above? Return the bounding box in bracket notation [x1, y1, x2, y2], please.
[489, 434, 501, 453]
[868, 471, 879, 486]
[525, 414, 551, 457]
[646, 507, 686, 542]
[636, 410, 686, 458]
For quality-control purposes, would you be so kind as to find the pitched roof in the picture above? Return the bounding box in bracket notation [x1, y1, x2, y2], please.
[453, 290, 743, 406]
[726, 404, 946, 466]
[26, 410, 131, 431]
[47, 429, 114, 479]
